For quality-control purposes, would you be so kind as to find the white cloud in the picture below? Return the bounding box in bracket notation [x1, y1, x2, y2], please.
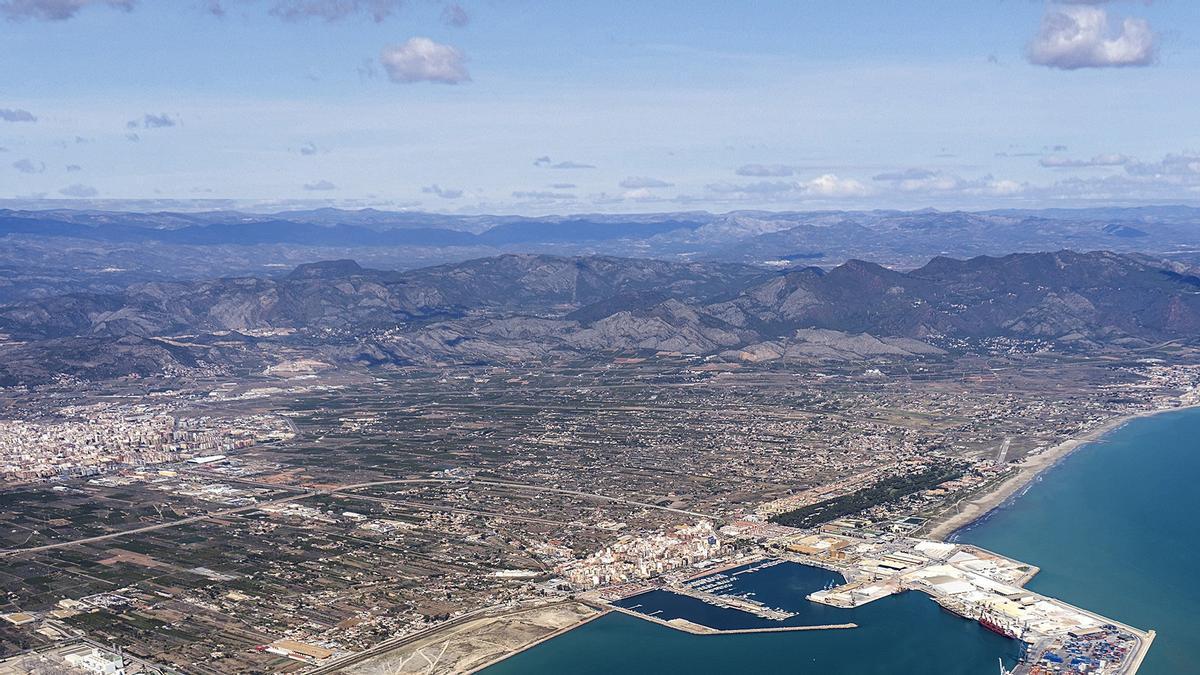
[802, 174, 867, 197]
[302, 179, 337, 191]
[299, 141, 319, 156]
[0, 0, 133, 21]
[1027, 5, 1156, 70]
[706, 180, 796, 195]
[619, 176, 673, 189]
[1124, 152, 1200, 178]
[441, 2, 467, 27]
[12, 158, 45, 174]
[59, 183, 98, 197]
[533, 156, 595, 169]
[0, 108, 37, 122]
[421, 184, 463, 199]
[705, 174, 868, 199]
[512, 190, 576, 201]
[269, 0, 403, 23]
[872, 168, 937, 182]
[379, 37, 469, 84]
[872, 168, 1026, 196]
[735, 163, 793, 177]
[1040, 153, 1130, 168]
[621, 188, 662, 201]
[127, 113, 177, 129]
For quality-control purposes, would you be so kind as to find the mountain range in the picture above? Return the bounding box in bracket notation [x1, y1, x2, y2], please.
[3, 206, 1200, 305]
[1, 250, 1197, 385]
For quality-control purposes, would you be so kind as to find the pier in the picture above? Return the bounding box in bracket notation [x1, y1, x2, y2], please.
[790, 535, 1155, 674]
[609, 605, 856, 636]
[664, 583, 796, 621]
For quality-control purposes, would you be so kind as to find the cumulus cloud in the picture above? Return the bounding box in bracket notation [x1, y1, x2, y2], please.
[616, 188, 676, 203]
[618, 176, 673, 189]
[269, 0, 403, 22]
[1040, 153, 1130, 168]
[532, 156, 592, 168]
[803, 174, 868, 197]
[1124, 152, 1200, 177]
[303, 179, 337, 191]
[735, 163, 793, 177]
[441, 2, 467, 27]
[422, 184, 463, 199]
[66, 164, 82, 172]
[127, 113, 177, 129]
[706, 180, 796, 195]
[1025, 153, 1200, 201]
[12, 158, 45, 174]
[0, 108, 37, 122]
[549, 182, 575, 189]
[705, 174, 867, 199]
[299, 141, 319, 156]
[873, 167, 1023, 196]
[1027, 5, 1156, 70]
[512, 190, 575, 201]
[0, 0, 133, 21]
[380, 37, 469, 84]
[872, 168, 938, 182]
[59, 183, 98, 197]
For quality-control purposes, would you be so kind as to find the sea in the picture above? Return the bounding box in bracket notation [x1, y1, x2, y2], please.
[482, 407, 1200, 675]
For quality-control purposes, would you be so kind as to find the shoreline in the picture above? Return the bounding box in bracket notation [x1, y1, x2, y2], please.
[925, 402, 1198, 541]
[465, 604, 610, 674]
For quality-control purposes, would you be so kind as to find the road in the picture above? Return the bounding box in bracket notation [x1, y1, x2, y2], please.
[0, 473, 713, 557]
[0, 491, 317, 558]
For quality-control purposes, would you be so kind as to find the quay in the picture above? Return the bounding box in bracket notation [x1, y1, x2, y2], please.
[783, 532, 1155, 675]
[664, 583, 795, 621]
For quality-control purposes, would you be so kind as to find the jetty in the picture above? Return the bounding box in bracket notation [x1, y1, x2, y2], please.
[608, 605, 855, 636]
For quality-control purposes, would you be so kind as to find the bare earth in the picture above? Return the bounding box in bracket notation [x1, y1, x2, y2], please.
[343, 602, 601, 675]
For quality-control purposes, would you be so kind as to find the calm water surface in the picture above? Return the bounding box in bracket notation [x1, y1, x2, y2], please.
[484, 408, 1200, 674]
[958, 407, 1200, 674]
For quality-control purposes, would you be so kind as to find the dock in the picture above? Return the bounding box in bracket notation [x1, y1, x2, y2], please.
[609, 605, 855, 636]
[789, 535, 1155, 674]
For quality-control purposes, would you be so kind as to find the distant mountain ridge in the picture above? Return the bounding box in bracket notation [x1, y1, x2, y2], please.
[1, 250, 1197, 384]
[2, 207, 1199, 294]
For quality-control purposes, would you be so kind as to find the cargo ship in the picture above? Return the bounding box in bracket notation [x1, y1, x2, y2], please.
[934, 597, 1025, 641]
[979, 614, 1021, 640]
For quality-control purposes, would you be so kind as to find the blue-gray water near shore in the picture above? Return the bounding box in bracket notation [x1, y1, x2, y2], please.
[483, 407, 1200, 674]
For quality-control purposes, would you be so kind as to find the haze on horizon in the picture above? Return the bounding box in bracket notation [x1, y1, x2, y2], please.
[2, 0, 1199, 215]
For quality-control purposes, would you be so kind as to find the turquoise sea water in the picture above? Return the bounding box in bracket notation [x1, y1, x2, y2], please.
[957, 407, 1200, 675]
[483, 407, 1200, 674]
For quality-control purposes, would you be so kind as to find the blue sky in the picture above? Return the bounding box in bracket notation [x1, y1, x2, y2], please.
[2, 0, 1199, 214]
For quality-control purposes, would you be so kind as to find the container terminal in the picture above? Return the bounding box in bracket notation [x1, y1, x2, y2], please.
[782, 529, 1155, 675]
[581, 515, 1154, 673]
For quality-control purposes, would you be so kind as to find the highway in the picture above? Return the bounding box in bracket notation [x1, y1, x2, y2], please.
[0, 472, 713, 558]
[0, 491, 317, 558]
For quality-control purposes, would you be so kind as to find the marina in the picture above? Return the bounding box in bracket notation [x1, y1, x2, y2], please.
[483, 408, 1200, 674]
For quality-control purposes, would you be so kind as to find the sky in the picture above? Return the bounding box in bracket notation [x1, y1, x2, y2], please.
[1, 0, 1199, 215]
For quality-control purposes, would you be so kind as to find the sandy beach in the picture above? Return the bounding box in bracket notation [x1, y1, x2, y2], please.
[925, 402, 1198, 541]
